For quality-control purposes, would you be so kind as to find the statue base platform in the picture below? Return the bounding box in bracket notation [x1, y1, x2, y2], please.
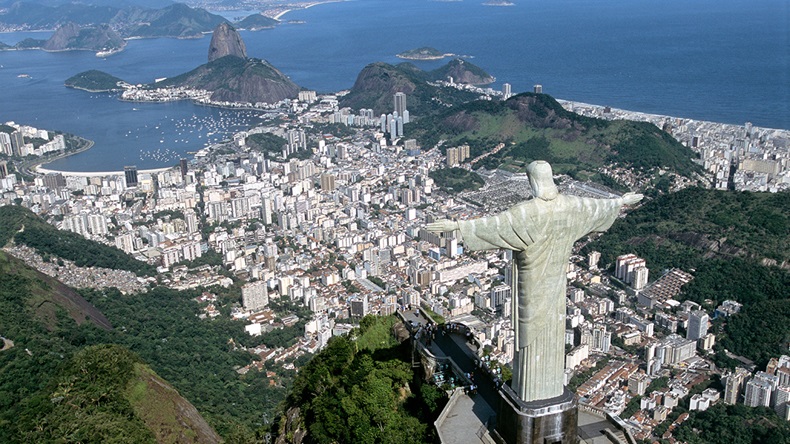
[493, 386, 578, 444]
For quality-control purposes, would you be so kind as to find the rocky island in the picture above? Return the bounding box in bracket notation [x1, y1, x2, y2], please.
[396, 46, 453, 60]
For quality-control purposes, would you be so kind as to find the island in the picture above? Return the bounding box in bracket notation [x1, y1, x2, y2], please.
[483, 0, 515, 5]
[65, 70, 126, 92]
[396, 46, 454, 60]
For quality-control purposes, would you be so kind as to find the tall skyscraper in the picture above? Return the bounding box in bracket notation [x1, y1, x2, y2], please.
[0, 133, 11, 156]
[10, 131, 25, 156]
[394, 92, 407, 118]
[502, 83, 512, 99]
[179, 158, 188, 177]
[124, 165, 138, 188]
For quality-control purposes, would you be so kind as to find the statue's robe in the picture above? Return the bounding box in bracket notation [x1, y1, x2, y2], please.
[458, 194, 622, 402]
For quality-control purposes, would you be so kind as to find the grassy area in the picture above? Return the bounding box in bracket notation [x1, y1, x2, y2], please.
[355, 315, 400, 353]
[420, 305, 446, 325]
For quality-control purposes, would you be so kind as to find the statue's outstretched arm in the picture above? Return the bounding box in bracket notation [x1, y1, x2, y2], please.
[425, 219, 459, 233]
[621, 192, 644, 206]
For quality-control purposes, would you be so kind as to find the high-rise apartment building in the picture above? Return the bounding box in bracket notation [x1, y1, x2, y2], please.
[394, 92, 407, 120]
[687, 310, 710, 341]
[502, 83, 512, 99]
[124, 165, 139, 188]
[242, 281, 269, 311]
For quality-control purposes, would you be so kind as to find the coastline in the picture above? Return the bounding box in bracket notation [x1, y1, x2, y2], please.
[271, 0, 348, 20]
[36, 165, 172, 177]
[18, 136, 94, 176]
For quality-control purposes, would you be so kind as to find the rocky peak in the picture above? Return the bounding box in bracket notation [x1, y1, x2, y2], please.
[43, 22, 80, 50]
[208, 22, 247, 63]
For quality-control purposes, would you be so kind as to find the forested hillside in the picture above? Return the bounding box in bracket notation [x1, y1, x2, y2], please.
[0, 205, 156, 276]
[586, 188, 790, 367]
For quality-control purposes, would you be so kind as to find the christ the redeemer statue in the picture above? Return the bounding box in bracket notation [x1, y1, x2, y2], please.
[427, 161, 642, 402]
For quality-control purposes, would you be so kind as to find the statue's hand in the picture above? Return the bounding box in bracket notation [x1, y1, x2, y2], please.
[426, 219, 459, 233]
[622, 192, 644, 205]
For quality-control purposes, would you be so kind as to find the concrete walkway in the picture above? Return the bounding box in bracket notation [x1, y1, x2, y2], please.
[436, 389, 496, 444]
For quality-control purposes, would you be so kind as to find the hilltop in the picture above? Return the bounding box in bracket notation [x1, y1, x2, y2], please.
[155, 23, 299, 104]
[338, 60, 489, 116]
[430, 58, 494, 85]
[408, 92, 702, 181]
[278, 316, 444, 443]
[207, 22, 247, 62]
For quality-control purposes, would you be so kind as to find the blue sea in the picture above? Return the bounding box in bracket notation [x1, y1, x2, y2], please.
[0, 0, 786, 172]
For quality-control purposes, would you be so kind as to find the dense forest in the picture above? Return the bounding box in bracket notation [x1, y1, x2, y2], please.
[0, 253, 191, 442]
[586, 188, 790, 367]
[283, 315, 446, 443]
[674, 404, 790, 444]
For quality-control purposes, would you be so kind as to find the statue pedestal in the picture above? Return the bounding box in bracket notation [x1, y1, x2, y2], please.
[493, 386, 578, 444]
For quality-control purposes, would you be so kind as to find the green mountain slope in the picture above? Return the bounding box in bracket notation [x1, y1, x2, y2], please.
[0, 250, 112, 331]
[338, 61, 485, 116]
[408, 92, 702, 179]
[430, 58, 494, 85]
[0, 250, 230, 443]
[17, 344, 221, 443]
[0, 205, 155, 276]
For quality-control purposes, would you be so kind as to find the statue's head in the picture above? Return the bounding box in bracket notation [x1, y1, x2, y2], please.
[526, 161, 559, 201]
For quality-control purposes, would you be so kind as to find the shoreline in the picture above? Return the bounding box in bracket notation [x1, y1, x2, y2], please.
[272, 0, 347, 20]
[36, 165, 172, 177]
[19, 136, 94, 176]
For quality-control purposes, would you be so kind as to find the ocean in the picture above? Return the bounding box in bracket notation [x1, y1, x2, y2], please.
[0, 0, 786, 172]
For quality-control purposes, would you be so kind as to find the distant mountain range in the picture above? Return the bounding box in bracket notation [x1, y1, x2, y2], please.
[0, 22, 125, 52]
[0, 2, 225, 38]
[0, 2, 280, 43]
